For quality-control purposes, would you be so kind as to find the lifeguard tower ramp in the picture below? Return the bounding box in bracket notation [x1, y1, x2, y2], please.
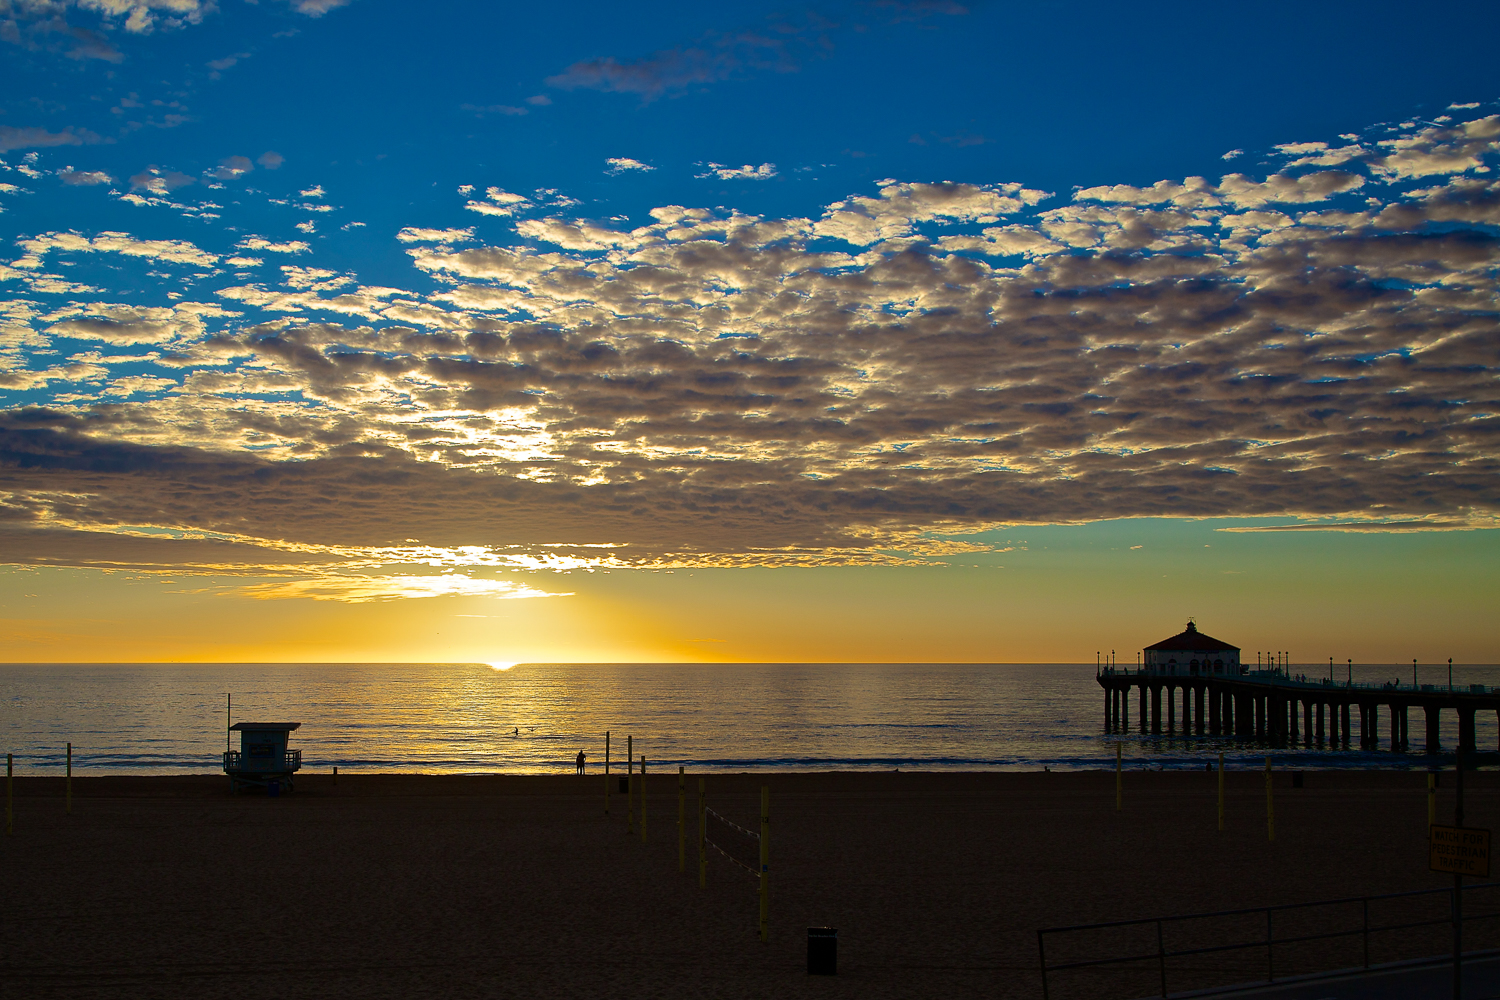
[223, 722, 302, 794]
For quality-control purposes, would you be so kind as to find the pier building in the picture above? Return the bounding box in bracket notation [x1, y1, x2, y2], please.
[1098, 622, 1500, 753]
[1143, 620, 1240, 676]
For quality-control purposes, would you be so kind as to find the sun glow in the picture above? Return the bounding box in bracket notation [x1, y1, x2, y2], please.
[488, 661, 518, 671]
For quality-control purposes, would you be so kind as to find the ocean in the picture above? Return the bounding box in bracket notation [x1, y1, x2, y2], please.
[2, 661, 1498, 775]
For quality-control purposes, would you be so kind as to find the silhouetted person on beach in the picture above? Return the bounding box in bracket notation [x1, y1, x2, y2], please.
[576, 751, 586, 774]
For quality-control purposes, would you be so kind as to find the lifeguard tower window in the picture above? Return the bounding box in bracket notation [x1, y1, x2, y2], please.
[224, 722, 303, 794]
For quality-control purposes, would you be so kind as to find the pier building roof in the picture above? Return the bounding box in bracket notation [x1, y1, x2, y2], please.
[1145, 621, 1238, 653]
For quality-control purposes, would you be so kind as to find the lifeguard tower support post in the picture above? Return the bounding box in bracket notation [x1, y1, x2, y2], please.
[223, 722, 303, 794]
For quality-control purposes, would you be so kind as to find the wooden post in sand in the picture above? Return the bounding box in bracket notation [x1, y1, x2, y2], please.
[6, 753, 11, 835]
[759, 783, 770, 944]
[698, 777, 707, 888]
[1115, 743, 1122, 811]
[1429, 772, 1437, 826]
[604, 731, 611, 815]
[627, 735, 634, 834]
[1218, 752, 1225, 831]
[678, 766, 686, 872]
[1264, 757, 1275, 842]
[640, 755, 647, 843]
[66, 743, 72, 814]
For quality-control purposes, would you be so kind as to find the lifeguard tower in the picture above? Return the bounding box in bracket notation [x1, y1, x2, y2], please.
[223, 722, 303, 794]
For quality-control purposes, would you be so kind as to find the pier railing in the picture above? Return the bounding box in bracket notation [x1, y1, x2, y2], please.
[1099, 666, 1494, 697]
[1038, 881, 1500, 999]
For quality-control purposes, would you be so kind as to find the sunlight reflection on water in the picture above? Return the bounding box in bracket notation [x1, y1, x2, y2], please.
[2, 662, 1498, 774]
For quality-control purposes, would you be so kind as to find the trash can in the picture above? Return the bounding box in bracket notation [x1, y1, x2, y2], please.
[808, 927, 837, 975]
[268, 779, 281, 798]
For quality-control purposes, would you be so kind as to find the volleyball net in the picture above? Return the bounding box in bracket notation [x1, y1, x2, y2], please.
[598, 733, 770, 942]
[699, 779, 770, 942]
[705, 803, 762, 876]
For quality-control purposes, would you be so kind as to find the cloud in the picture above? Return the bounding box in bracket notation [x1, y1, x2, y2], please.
[3, 112, 1500, 577]
[1216, 170, 1365, 208]
[463, 186, 532, 217]
[0, 126, 102, 153]
[66, 26, 123, 62]
[462, 103, 528, 117]
[545, 24, 803, 101]
[205, 155, 253, 180]
[397, 227, 476, 243]
[282, 0, 354, 16]
[70, 0, 213, 35]
[16, 230, 218, 268]
[206, 52, 249, 78]
[1217, 518, 1485, 533]
[697, 162, 777, 181]
[257, 151, 284, 169]
[236, 236, 310, 253]
[525, 95, 552, 106]
[45, 302, 222, 344]
[128, 166, 195, 194]
[236, 573, 563, 602]
[815, 179, 1047, 244]
[57, 167, 114, 185]
[606, 157, 654, 175]
[300, 185, 325, 198]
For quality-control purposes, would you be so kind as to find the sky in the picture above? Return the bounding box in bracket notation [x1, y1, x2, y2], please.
[1, 0, 1498, 664]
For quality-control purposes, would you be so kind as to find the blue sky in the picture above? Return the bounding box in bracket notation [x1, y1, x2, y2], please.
[1, 0, 1498, 661]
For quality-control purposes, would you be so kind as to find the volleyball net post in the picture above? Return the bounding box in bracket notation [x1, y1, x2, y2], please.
[66, 742, 72, 815]
[677, 765, 686, 872]
[626, 735, 634, 835]
[604, 730, 610, 815]
[640, 755, 647, 844]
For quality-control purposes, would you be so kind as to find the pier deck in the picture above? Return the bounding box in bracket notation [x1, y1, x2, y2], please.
[1097, 668, 1500, 752]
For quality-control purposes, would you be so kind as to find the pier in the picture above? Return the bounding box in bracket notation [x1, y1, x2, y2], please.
[1099, 621, 1500, 753]
[1098, 667, 1500, 753]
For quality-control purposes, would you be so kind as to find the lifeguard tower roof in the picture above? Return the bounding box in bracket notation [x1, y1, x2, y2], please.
[1145, 621, 1238, 652]
[229, 722, 302, 731]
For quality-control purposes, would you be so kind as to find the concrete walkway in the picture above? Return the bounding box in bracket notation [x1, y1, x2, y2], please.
[1167, 953, 1500, 1000]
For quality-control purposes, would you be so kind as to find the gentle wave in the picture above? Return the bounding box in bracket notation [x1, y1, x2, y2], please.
[2, 661, 1498, 775]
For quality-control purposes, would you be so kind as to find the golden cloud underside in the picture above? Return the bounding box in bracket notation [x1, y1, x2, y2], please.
[3, 126, 1500, 580]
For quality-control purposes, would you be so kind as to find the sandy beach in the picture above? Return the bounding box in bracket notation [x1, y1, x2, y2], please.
[1, 768, 1494, 999]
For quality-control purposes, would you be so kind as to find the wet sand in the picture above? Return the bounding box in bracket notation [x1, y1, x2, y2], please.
[1, 769, 1494, 999]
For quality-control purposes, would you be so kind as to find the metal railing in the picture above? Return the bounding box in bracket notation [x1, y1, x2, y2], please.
[1100, 666, 1493, 696]
[1038, 882, 1500, 999]
[222, 749, 302, 772]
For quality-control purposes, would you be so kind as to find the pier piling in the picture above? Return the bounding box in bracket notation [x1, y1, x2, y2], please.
[1096, 663, 1497, 759]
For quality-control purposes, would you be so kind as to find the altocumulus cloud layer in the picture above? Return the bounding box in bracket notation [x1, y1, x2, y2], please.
[2, 111, 1499, 598]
